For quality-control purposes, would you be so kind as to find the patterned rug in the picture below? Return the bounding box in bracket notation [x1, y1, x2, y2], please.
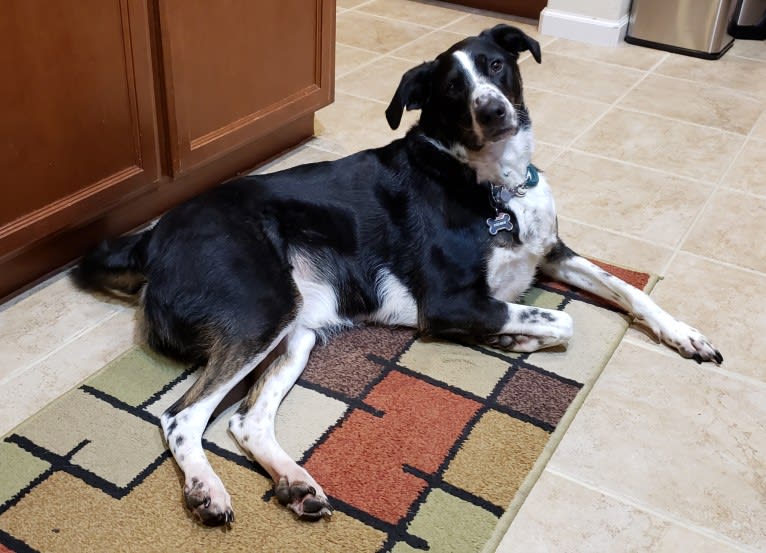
[0, 264, 652, 553]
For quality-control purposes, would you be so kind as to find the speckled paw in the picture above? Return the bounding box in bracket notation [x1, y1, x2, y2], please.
[275, 476, 333, 521]
[184, 476, 234, 527]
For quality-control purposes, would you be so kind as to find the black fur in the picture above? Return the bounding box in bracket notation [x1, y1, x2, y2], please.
[78, 128, 515, 356]
[77, 25, 543, 364]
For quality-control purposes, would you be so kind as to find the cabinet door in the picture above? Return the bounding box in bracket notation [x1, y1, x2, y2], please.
[158, 0, 335, 174]
[0, 0, 160, 258]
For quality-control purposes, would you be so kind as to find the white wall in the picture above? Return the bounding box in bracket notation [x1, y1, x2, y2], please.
[546, 0, 631, 21]
[540, 0, 632, 46]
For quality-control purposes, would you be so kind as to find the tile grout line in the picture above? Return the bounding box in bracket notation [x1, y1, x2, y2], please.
[610, 105, 752, 138]
[556, 214, 676, 251]
[561, 147, 712, 186]
[339, 4, 456, 31]
[548, 48, 766, 102]
[304, 142, 348, 157]
[622, 333, 766, 390]
[333, 89, 387, 105]
[545, 467, 760, 553]
[535, 49, 653, 74]
[0, 270, 72, 313]
[676, 249, 766, 278]
[729, 52, 766, 63]
[341, 0, 379, 14]
[660, 95, 760, 275]
[0, 306, 126, 388]
[631, 69, 766, 104]
[719, 181, 766, 200]
[335, 12, 472, 80]
[547, 51, 669, 157]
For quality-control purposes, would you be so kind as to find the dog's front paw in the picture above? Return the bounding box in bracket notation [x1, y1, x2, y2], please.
[485, 333, 563, 352]
[275, 476, 333, 520]
[660, 321, 723, 364]
[184, 475, 234, 526]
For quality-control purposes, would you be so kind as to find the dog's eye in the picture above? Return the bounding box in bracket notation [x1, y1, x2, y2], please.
[490, 60, 503, 73]
[445, 79, 460, 92]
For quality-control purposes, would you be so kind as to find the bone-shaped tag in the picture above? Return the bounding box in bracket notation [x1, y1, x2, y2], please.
[486, 212, 514, 235]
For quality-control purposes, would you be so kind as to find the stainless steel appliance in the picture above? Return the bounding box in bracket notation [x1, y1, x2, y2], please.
[626, 0, 737, 59]
[728, 0, 766, 39]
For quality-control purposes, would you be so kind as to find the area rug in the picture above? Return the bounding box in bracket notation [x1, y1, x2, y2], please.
[0, 263, 652, 553]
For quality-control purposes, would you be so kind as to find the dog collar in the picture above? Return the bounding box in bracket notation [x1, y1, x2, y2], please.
[493, 164, 539, 201]
[486, 164, 539, 235]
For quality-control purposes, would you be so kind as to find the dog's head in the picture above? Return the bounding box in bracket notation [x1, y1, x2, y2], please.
[385, 25, 541, 151]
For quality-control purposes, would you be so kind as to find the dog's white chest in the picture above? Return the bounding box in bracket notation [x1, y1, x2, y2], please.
[486, 175, 558, 302]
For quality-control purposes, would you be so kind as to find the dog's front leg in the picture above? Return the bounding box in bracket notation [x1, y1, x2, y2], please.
[425, 295, 573, 353]
[541, 240, 722, 364]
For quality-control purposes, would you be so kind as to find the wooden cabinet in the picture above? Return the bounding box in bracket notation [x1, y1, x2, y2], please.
[158, 1, 332, 174]
[0, 0, 160, 263]
[0, 0, 335, 300]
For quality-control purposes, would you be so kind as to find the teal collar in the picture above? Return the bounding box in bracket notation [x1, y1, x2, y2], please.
[490, 163, 539, 205]
[525, 163, 540, 188]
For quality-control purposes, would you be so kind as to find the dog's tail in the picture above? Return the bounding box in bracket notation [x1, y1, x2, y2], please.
[72, 230, 151, 297]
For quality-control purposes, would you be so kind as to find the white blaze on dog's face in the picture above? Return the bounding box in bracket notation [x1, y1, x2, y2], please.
[385, 25, 541, 154]
[451, 49, 519, 146]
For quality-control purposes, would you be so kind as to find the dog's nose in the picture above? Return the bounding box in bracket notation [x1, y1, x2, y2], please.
[474, 95, 508, 125]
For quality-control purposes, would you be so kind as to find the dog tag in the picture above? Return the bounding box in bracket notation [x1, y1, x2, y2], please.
[486, 212, 514, 235]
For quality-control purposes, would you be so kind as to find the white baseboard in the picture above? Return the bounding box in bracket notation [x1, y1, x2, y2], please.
[539, 7, 629, 47]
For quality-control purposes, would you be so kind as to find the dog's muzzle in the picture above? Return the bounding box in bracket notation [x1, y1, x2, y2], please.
[473, 92, 516, 139]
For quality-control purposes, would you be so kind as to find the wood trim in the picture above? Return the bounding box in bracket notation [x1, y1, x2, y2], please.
[0, 166, 145, 259]
[319, 0, 337, 95]
[189, 85, 322, 151]
[124, 0, 162, 181]
[0, 115, 315, 303]
[448, 0, 547, 19]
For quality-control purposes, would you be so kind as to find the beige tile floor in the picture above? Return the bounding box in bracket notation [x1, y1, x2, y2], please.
[1, 1, 765, 551]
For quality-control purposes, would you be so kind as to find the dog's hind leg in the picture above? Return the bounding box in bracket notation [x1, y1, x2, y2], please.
[228, 325, 332, 520]
[160, 328, 290, 526]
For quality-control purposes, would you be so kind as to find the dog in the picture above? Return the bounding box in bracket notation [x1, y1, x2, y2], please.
[75, 24, 722, 526]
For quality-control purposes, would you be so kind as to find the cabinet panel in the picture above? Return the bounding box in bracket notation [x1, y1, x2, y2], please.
[0, 0, 335, 301]
[0, 0, 159, 257]
[158, 0, 335, 173]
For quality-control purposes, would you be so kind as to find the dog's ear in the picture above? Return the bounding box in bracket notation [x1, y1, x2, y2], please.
[385, 61, 435, 130]
[481, 24, 542, 64]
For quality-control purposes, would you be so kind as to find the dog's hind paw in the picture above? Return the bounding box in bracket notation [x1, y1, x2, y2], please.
[661, 321, 723, 365]
[275, 476, 333, 521]
[184, 476, 234, 526]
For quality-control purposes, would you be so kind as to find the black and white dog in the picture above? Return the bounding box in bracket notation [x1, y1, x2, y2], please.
[76, 25, 722, 526]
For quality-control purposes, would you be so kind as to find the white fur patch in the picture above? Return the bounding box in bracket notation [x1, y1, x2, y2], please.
[289, 253, 350, 333]
[466, 130, 534, 186]
[369, 269, 418, 326]
[485, 173, 559, 301]
[486, 246, 538, 302]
